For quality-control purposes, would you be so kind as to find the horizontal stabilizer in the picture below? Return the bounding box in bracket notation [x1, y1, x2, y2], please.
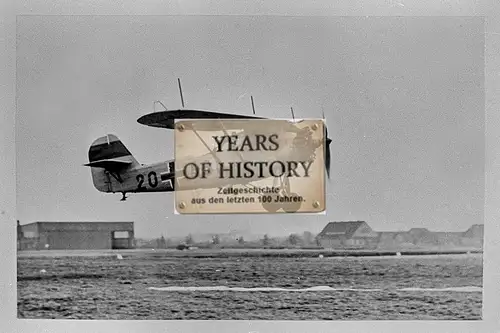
[83, 158, 132, 170]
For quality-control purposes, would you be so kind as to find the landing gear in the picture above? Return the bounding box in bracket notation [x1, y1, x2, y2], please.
[261, 194, 281, 213]
[281, 192, 302, 213]
[261, 175, 303, 213]
[120, 192, 128, 201]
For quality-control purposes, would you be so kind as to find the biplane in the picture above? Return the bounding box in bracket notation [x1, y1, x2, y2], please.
[85, 79, 332, 212]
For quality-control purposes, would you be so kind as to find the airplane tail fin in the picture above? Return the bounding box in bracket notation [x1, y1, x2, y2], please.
[84, 134, 139, 192]
[86, 134, 140, 167]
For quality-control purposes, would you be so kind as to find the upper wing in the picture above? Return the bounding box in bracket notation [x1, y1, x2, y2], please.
[136, 109, 306, 134]
[137, 109, 265, 131]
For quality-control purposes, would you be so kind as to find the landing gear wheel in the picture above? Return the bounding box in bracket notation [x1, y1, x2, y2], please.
[262, 194, 281, 213]
[281, 192, 302, 213]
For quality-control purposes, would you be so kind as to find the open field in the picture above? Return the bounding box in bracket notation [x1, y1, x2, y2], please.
[17, 249, 483, 320]
[17, 247, 483, 258]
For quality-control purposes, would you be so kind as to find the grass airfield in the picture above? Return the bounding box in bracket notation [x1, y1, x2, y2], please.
[17, 247, 483, 259]
[17, 247, 483, 320]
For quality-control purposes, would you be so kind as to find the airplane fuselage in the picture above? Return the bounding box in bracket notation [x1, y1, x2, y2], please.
[87, 116, 329, 203]
[89, 133, 323, 196]
[90, 160, 175, 194]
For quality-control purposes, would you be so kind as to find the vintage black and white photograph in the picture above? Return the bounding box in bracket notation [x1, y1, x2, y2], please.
[16, 15, 484, 320]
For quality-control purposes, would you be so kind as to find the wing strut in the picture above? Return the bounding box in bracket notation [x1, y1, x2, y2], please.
[190, 126, 223, 165]
[104, 172, 113, 192]
[154, 100, 167, 112]
[216, 119, 246, 163]
[106, 170, 123, 183]
[178, 78, 185, 108]
[251, 96, 256, 115]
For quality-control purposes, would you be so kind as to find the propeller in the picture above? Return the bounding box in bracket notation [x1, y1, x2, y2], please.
[290, 106, 331, 178]
[325, 126, 332, 179]
[322, 110, 331, 179]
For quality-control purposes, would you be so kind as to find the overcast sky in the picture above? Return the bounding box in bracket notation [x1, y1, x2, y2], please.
[16, 16, 484, 238]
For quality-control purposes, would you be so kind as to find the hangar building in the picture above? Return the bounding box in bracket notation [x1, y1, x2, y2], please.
[18, 221, 135, 250]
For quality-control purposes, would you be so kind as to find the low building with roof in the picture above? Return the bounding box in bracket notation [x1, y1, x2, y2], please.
[316, 221, 380, 249]
[460, 224, 484, 248]
[18, 221, 135, 250]
[462, 224, 484, 238]
[317, 221, 484, 250]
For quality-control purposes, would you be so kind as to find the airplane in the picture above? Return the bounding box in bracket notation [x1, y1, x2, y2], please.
[84, 80, 332, 213]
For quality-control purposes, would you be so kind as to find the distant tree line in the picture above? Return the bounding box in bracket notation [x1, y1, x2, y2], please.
[136, 231, 323, 250]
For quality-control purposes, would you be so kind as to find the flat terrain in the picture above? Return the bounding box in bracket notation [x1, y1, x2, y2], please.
[17, 249, 483, 320]
[17, 247, 482, 258]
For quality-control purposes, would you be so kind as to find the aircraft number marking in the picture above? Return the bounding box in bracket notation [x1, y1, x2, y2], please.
[136, 171, 159, 190]
[136, 174, 146, 190]
[148, 171, 158, 188]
